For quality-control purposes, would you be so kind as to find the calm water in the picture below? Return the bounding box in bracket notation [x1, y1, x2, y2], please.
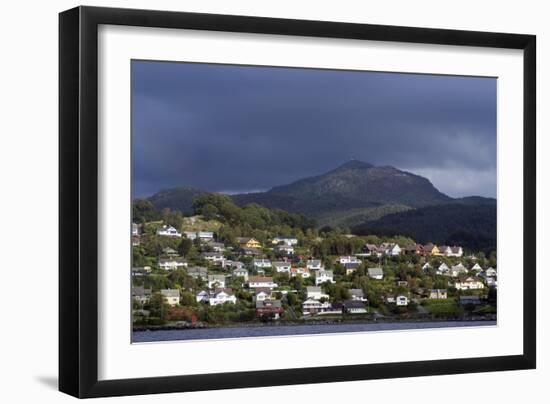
[132, 320, 496, 343]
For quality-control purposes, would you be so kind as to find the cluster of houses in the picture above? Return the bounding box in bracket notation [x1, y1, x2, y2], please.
[132, 223, 496, 322]
[359, 242, 463, 257]
[423, 261, 498, 289]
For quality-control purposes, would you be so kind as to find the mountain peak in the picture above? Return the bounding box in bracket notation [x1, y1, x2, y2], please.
[333, 160, 374, 171]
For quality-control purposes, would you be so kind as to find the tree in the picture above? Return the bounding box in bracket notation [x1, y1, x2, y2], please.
[178, 237, 193, 256]
[180, 290, 197, 307]
[147, 292, 170, 322]
[201, 203, 219, 220]
[132, 199, 159, 223]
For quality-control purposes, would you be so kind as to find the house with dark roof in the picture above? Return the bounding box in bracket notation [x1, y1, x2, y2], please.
[343, 300, 367, 314]
[349, 288, 367, 302]
[361, 244, 381, 257]
[459, 295, 481, 305]
[186, 266, 208, 279]
[274, 244, 295, 255]
[132, 286, 152, 304]
[344, 262, 361, 275]
[429, 289, 448, 299]
[206, 241, 225, 252]
[306, 259, 323, 270]
[240, 247, 261, 256]
[256, 300, 283, 319]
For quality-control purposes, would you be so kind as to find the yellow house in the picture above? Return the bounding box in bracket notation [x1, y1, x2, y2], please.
[160, 289, 180, 307]
[237, 237, 262, 249]
[346, 268, 357, 276]
[425, 243, 442, 256]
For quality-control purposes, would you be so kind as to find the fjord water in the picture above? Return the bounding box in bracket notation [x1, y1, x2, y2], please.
[132, 321, 496, 343]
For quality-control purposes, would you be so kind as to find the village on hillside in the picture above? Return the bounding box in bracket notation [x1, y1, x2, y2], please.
[131, 199, 497, 329]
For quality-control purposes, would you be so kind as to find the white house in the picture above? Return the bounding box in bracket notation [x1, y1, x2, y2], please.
[272, 236, 298, 246]
[132, 222, 139, 236]
[343, 300, 367, 313]
[486, 277, 498, 287]
[197, 231, 214, 242]
[302, 299, 332, 314]
[232, 267, 249, 281]
[208, 274, 226, 289]
[254, 288, 273, 302]
[306, 286, 329, 300]
[158, 257, 187, 270]
[471, 263, 483, 271]
[422, 262, 431, 271]
[156, 225, 181, 237]
[449, 263, 468, 277]
[195, 290, 210, 303]
[437, 263, 450, 275]
[248, 276, 277, 289]
[454, 276, 485, 290]
[439, 245, 453, 256]
[449, 246, 464, 257]
[315, 269, 335, 286]
[306, 259, 323, 270]
[201, 252, 225, 263]
[290, 267, 311, 278]
[160, 289, 180, 307]
[338, 256, 361, 265]
[272, 261, 291, 273]
[380, 243, 401, 256]
[367, 267, 384, 280]
[221, 259, 244, 270]
[252, 258, 272, 269]
[183, 231, 197, 240]
[396, 295, 409, 306]
[209, 289, 237, 306]
[485, 267, 497, 277]
[274, 245, 295, 255]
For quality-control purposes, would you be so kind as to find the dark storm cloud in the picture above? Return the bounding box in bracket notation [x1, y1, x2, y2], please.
[132, 61, 496, 198]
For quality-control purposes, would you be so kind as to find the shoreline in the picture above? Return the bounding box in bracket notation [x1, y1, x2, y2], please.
[133, 315, 497, 333]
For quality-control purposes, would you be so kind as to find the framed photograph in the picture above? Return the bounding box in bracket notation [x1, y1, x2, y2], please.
[59, 6, 536, 398]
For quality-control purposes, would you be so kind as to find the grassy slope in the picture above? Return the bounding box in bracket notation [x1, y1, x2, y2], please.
[180, 216, 223, 232]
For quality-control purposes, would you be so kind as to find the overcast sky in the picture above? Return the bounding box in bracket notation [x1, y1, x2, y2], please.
[132, 60, 496, 198]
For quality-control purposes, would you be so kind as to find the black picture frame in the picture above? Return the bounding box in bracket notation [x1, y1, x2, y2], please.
[59, 5, 536, 398]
